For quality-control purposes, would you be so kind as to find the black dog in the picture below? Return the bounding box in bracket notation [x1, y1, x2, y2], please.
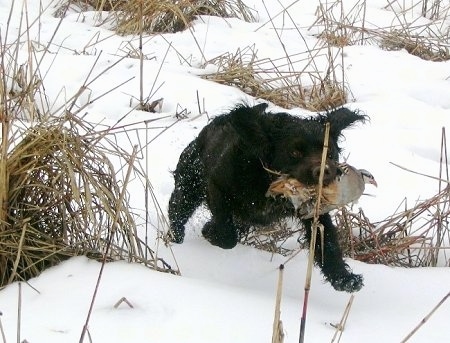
[168, 103, 367, 292]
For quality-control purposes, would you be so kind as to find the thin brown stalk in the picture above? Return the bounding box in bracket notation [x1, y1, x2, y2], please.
[390, 162, 450, 184]
[400, 291, 450, 343]
[434, 127, 449, 265]
[299, 123, 330, 343]
[139, 0, 144, 106]
[0, 52, 8, 226]
[17, 282, 22, 343]
[272, 264, 285, 343]
[8, 223, 28, 284]
[0, 311, 6, 343]
[331, 295, 355, 343]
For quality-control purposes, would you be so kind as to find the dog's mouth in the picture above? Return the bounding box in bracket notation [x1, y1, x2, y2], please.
[263, 160, 339, 188]
[290, 164, 338, 187]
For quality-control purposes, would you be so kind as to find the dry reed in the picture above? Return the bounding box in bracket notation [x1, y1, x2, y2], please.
[202, 45, 348, 111]
[1, 113, 175, 287]
[380, 29, 450, 61]
[0, 3, 176, 287]
[243, 180, 450, 268]
[336, 182, 450, 267]
[57, 0, 256, 34]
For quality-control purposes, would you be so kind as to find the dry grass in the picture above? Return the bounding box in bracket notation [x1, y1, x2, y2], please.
[3, 0, 449, 290]
[57, 0, 256, 34]
[1, 113, 176, 287]
[379, 29, 450, 61]
[313, 0, 450, 61]
[312, 0, 368, 47]
[241, 221, 302, 257]
[200, 0, 351, 111]
[117, 0, 256, 35]
[379, 0, 450, 61]
[202, 44, 348, 111]
[242, 183, 450, 268]
[335, 188, 450, 267]
[0, 4, 176, 288]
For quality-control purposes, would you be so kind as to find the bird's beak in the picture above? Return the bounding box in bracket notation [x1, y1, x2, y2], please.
[370, 179, 378, 187]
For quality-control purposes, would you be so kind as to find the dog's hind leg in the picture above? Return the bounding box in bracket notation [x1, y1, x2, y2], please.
[168, 142, 206, 243]
[303, 214, 363, 292]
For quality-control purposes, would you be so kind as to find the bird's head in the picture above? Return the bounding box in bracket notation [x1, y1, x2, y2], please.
[360, 169, 377, 187]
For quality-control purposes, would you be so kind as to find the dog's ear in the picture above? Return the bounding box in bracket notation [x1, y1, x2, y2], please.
[229, 103, 270, 156]
[325, 108, 367, 138]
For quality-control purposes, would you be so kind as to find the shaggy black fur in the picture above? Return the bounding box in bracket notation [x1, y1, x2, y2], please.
[168, 103, 367, 292]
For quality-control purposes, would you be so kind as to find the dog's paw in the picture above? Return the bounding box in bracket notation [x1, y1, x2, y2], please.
[331, 273, 364, 293]
[168, 229, 185, 244]
[202, 222, 238, 249]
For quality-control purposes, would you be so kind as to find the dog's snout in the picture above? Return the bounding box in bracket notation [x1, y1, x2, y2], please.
[312, 164, 330, 179]
[312, 162, 336, 185]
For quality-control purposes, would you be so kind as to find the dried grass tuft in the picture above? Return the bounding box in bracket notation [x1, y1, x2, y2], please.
[378, 0, 450, 61]
[312, 0, 368, 47]
[379, 29, 450, 61]
[1, 113, 175, 287]
[202, 45, 347, 111]
[58, 0, 256, 34]
[336, 183, 450, 267]
[241, 221, 301, 257]
[0, 2, 178, 288]
[116, 0, 255, 34]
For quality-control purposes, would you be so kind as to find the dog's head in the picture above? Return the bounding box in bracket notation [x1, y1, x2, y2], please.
[230, 104, 367, 186]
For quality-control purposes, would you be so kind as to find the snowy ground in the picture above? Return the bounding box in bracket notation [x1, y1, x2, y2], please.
[0, 0, 449, 342]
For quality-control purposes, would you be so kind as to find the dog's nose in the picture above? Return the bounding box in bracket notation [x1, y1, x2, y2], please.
[312, 164, 333, 184]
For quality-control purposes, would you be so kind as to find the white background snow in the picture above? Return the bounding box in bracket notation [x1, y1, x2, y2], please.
[0, 0, 449, 342]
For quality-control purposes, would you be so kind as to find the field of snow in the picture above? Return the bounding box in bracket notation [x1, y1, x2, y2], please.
[0, 0, 449, 342]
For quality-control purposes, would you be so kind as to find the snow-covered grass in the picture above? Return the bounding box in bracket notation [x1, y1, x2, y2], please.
[0, 0, 449, 342]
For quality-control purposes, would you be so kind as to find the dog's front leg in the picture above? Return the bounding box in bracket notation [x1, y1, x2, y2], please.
[302, 214, 363, 292]
[201, 182, 240, 249]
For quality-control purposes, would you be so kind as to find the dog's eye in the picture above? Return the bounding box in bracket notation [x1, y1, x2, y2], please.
[290, 150, 303, 158]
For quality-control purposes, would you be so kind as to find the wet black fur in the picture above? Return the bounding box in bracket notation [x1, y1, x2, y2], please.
[168, 103, 367, 292]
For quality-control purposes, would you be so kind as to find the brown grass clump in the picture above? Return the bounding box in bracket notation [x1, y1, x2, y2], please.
[379, 29, 450, 61]
[117, 0, 256, 34]
[0, 3, 178, 287]
[312, 0, 368, 47]
[378, 0, 450, 61]
[58, 0, 256, 34]
[336, 183, 450, 267]
[316, 30, 352, 48]
[202, 45, 347, 111]
[0, 113, 175, 287]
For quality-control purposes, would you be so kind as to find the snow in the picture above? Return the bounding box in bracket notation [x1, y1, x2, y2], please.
[0, 0, 449, 342]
